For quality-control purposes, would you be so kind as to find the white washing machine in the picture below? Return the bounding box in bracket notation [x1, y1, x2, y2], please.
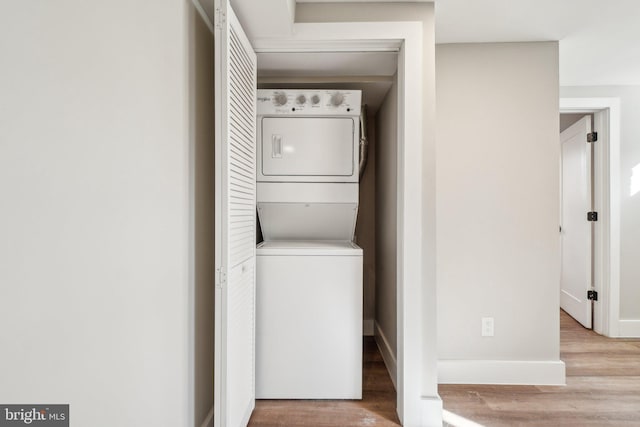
[255, 89, 364, 399]
[255, 240, 362, 399]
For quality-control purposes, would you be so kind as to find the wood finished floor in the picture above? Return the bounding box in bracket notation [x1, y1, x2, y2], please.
[248, 337, 401, 427]
[248, 311, 640, 426]
[439, 310, 640, 426]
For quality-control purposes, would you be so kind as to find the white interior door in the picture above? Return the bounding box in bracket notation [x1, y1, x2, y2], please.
[560, 116, 593, 328]
[214, 1, 257, 426]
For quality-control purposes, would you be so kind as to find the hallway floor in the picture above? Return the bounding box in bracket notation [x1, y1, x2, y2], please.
[248, 337, 400, 426]
[248, 311, 640, 426]
[439, 310, 640, 426]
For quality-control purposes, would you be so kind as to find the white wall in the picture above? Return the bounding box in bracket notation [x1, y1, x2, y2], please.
[436, 42, 565, 384]
[0, 1, 198, 425]
[561, 85, 640, 323]
[188, 2, 215, 425]
[375, 75, 398, 383]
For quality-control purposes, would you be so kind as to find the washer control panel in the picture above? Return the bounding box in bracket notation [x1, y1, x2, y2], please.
[257, 89, 361, 116]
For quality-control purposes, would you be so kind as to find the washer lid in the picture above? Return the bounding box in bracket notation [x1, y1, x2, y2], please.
[257, 202, 358, 241]
[257, 240, 362, 256]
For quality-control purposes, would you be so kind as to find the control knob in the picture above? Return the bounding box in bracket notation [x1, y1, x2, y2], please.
[311, 94, 321, 105]
[296, 94, 307, 105]
[330, 92, 345, 107]
[273, 91, 288, 107]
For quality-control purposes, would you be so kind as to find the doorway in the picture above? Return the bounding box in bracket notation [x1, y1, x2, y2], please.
[559, 97, 621, 337]
[559, 114, 595, 329]
[251, 50, 403, 416]
[212, 4, 438, 426]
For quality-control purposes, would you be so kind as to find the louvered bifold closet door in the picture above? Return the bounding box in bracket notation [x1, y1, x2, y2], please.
[213, 1, 257, 426]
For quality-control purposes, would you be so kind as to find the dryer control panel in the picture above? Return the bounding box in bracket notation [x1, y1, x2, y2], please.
[257, 89, 361, 116]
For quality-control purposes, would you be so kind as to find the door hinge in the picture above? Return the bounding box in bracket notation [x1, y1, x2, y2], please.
[216, 267, 227, 289]
[214, 8, 226, 29]
[587, 211, 598, 221]
[587, 132, 598, 143]
[587, 290, 598, 301]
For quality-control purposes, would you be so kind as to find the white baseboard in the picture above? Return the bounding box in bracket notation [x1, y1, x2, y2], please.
[421, 395, 443, 427]
[618, 319, 640, 337]
[200, 406, 213, 427]
[374, 321, 397, 389]
[438, 360, 566, 385]
[363, 319, 374, 336]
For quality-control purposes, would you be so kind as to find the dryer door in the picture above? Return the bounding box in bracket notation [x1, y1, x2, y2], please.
[259, 117, 357, 181]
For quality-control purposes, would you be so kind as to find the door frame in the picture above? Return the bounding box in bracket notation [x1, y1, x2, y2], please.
[253, 21, 440, 426]
[559, 97, 621, 336]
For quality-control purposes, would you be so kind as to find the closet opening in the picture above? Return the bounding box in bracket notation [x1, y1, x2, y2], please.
[253, 50, 399, 404]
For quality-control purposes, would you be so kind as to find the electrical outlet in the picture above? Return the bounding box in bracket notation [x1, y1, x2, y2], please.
[482, 317, 494, 337]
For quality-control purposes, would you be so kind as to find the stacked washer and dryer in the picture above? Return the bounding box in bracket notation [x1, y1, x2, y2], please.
[255, 89, 364, 399]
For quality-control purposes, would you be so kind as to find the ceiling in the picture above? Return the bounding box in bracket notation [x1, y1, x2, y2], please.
[204, 0, 640, 87]
[434, 0, 640, 86]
